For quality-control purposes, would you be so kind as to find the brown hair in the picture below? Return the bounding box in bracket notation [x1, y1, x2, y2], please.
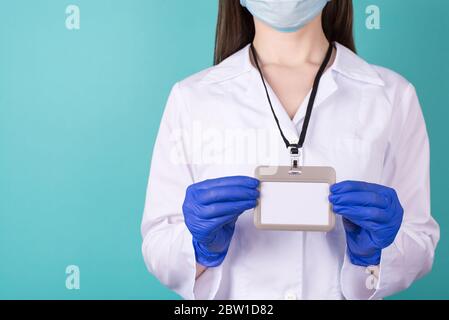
[214, 0, 355, 65]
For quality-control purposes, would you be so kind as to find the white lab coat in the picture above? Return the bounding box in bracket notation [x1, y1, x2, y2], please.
[141, 42, 439, 300]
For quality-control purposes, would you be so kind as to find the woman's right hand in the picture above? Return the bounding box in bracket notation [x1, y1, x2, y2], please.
[182, 176, 260, 268]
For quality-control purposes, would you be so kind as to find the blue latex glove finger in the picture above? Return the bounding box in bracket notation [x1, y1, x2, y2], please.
[329, 191, 389, 209]
[332, 205, 391, 225]
[193, 217, 238, 265]
[331, 180, 392, 196]
[182, 176, 260, 267]
[201, 200, 258, 219]
[192, 214, 240, 244]
[204, 216, 239, 252]
[195, 186, 260, 205]
[333, 205, 397, 240]
[185, 200, 253, 241]
[329, 180, 404, 267]
[195, 176, 259, 190]
[185, 199, 256, 246]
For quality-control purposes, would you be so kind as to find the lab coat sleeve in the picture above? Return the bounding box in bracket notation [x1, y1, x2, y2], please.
[141, 83, 222, 300]
[340, 83, 440, 300]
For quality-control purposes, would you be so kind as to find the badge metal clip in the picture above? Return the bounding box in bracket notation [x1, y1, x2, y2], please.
[289, 146, 303, 175]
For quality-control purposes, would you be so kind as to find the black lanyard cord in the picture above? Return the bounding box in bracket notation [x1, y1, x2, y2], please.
[250, 42, 334, 151]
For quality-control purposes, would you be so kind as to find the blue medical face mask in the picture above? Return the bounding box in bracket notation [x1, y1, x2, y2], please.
[240, 0, 331, 33]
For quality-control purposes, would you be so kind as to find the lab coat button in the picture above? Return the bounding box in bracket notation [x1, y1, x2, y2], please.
[285, 292, 297, 300]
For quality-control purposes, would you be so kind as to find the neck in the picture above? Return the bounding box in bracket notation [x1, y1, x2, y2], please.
[252, 14, 329, 67]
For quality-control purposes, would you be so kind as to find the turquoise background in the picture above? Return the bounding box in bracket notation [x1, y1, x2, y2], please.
[0, 0, 447, 299]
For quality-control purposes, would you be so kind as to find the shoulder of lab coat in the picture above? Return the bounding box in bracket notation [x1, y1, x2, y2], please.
[340, 64, 440, 300]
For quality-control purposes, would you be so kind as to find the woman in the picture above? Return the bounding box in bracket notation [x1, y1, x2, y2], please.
[141, 0, 439, 299]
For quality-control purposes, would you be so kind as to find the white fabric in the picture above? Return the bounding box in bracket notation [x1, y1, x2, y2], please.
[141, 43, 440, 300]
[260, 182, 330, 226]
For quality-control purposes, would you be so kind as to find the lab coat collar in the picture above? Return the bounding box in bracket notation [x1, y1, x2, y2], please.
[332, 43, 385, 86]
[202, 42, 385, 87]
[201, 42, 385, 142]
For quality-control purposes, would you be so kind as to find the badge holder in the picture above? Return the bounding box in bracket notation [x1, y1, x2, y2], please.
[254, 147, 336, 232]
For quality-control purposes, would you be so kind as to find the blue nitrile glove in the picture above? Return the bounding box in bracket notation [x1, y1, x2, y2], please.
[329, 181, 404, 267]
[182, 176, 260, 267]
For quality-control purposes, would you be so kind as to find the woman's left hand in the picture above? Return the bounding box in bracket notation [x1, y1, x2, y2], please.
[329, 181, 404, 267]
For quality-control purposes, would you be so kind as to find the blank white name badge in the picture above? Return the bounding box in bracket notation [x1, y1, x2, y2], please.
[254, 166, 336, 232]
